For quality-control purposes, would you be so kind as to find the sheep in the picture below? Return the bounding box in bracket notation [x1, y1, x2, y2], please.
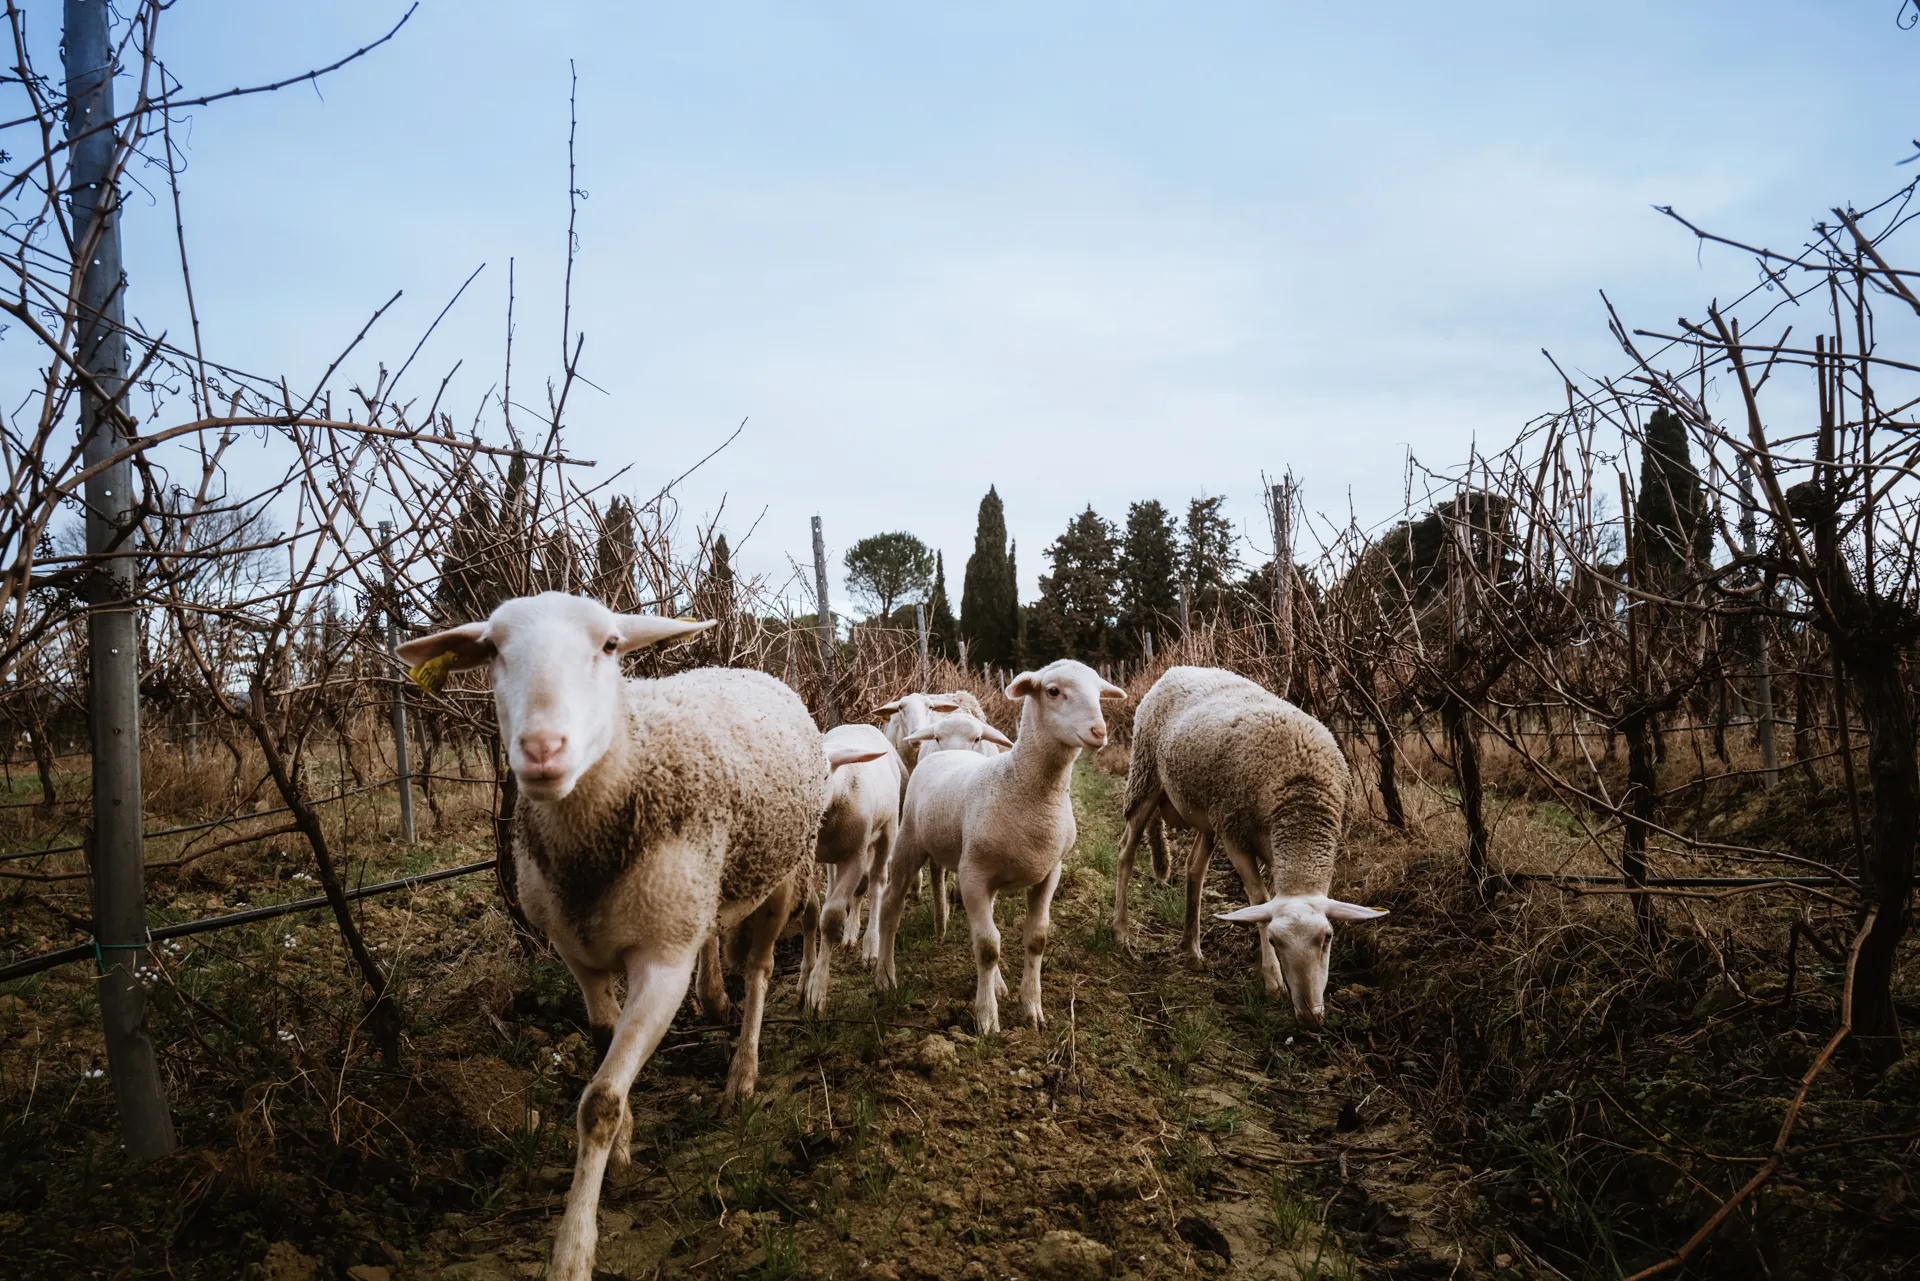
[875, 659, 1125, 1033]
[395, 592, 868, 1281]
[873, 691, 964, 772]
[811, 723, 907, 981]
[901, 711, 1016, 937]
[1111, 665, 1386, 1027]
[907, 710, 1014, 756]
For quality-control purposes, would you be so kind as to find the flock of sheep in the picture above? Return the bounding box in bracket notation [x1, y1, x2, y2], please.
[397, 591, 1388, 1281]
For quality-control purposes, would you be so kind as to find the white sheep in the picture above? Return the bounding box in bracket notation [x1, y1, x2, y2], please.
[396, 592, 861, 1281]
[1112, 665, 1386, 1027]
[875, 659, 1124, 1033]
[812, 723, 906, 982]
[900, 711, 1016, 937]
[907, 710, 1014, 757]
[872, 692, 956, 770]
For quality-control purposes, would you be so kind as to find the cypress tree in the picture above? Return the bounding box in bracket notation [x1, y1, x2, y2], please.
[928, 551, 957, 659]
[1007, 539, 1025, 667]
[1634, 408, 1710, 589]
[961, 487, 1016, 667]
[703, 533, 735, 614]
[596, 496, 639, 610]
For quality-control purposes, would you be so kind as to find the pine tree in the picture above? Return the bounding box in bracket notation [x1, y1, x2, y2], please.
[928, 551, 957, 659]
[1115, 499, 1179, 659]
[961, 487, 1017, 667]
[1031, 507, 1119, 663]
[1182, 495, 1240, 613]
[1634, 408, 1710, 589]
[844, 531, 935, 620]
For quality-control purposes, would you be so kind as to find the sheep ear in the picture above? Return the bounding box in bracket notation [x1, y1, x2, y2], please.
[981, 725, 1014, 748]
[615, 615, 717, 653]
[873, 700, 903, 717]
[827, 743, 889, 768]
[1320, 898, 1389, 923]
[927, 698, 962, 713]
[904, 725, 939, 744]
[1005, 671, 1041, 700]
[1098, 680, 1127, 700]
[1216, 899, 1280, 924]
[396, 621, 492, 670]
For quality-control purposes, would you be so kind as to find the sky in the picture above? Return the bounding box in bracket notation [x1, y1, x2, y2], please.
[13, 2, 1920, 611]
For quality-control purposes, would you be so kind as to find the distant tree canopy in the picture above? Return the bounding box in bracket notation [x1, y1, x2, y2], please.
[961, 487, 1020, 667]
[844, 531, 935, 620]
[1634, 407, 1711, 589]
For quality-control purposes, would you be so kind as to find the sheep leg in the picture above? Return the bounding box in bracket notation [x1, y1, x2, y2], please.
[1147, 815, 1172, 884]
[821, 858, 863, 952]
[560, 955, 623, 1065]
[799, 875, 828, 1016]
[1179, 830, 1216, 968]
[958, 867, 1003, 1035]
[694, 934, 730, 1022]
[1112, 786, 1162, 953]
[932, 864, 952, 941]
[1220, 840, 1285, 997]
[859, 828, 892, 964]
[550, 948, 696, 1281]
[874, 837, 925, 991]
[724, 868, 803, 1109]
[1018, 863, 1062, 1028]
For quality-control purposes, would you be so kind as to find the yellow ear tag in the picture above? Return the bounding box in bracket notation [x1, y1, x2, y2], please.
[409, 651, 459, 695]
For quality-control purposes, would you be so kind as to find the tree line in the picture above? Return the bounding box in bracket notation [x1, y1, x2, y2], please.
[832, 485, 1279, 671]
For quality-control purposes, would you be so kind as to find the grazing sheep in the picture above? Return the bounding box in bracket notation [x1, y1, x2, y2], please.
[812, 723, 906, 983]
[1112, 665, 1385, 1027]
[875, 660, 1125, 1033]
[396, 592, 842, 1281]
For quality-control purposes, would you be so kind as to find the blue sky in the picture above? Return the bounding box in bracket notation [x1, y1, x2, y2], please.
[22, 2, 1920, 609]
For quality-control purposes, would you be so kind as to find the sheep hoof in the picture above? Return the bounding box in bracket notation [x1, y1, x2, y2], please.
[720, 1078, 756, 1114]
[992, 970, 1008, 997]
[1181, 949, 1207, 972]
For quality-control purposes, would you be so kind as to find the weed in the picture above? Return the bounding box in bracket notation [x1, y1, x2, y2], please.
[1268, 1172, 1315, 1247]
[758, 1221, 803, 1279]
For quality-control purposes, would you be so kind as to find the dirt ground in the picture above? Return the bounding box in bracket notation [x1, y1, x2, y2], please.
[3, 746, 1916, 1279]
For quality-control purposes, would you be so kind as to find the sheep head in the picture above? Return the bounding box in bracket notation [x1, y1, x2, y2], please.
[396, 592, 714, 802]
[905, 711, 1014, 755]
[1216, 895, 1387, 1028]
[1005, 659, 1125, 750]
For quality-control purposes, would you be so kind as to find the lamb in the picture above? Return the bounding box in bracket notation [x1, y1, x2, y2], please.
[875, 659, 1125, 1033]
[811, 723, 906, 982]
[902, 711, 1016, 937]
[396, 592, 862, 1281]
[906, 710, 1013, 756]
[1111, 665, 1386, 1027]
[873, 691, 964, 771]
